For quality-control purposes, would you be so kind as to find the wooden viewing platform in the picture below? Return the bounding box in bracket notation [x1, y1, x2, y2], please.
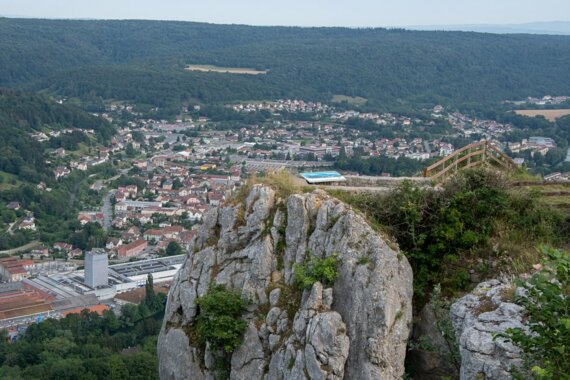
[424, 141, 516, 182]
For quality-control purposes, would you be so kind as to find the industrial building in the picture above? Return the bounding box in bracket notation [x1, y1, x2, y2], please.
[84, 249, 108, 288]
[0, 258, 32, 282]
[0, 282, 54, 321]
[110, 255, 185, 286]
[115, 200, 162, 212]
[0, 254, 186, 332]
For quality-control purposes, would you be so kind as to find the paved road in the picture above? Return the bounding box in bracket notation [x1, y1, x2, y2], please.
[97, 170, 130, 232]
[0, 240, 41, 255]
[5, 217, 22, 236]
[229, 156, 335, 169]
[101, 191, 113, 232]
[293, 176, 407, 193]
[310, 185, 392, 193]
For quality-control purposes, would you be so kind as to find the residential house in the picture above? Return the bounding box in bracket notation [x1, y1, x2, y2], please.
[54, 166, 71, 180]
[143, 229, 163, 242]
[30, 246, 49, 258]
[105, 238, 123, 250]
[7, 202, 21, 210]
[68, 249, 83, 259]
[19, 216, 36, 231]
[53, 243, 73, 252]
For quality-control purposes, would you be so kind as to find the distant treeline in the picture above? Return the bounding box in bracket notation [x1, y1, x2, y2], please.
[2, 18, 570, 115]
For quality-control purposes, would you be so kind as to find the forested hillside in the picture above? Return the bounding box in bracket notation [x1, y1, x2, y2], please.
[2, 18, 570, 113]
[0, 88, 114, 183]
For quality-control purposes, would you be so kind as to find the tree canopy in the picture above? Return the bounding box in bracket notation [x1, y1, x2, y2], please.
[2, 19, 570, 116]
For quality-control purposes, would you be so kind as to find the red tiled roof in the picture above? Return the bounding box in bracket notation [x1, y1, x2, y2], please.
[62, 304, 110, 317]
[162, 226, 183, 233]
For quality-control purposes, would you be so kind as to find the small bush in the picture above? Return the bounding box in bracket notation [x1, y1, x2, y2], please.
[330, 168, 565, 308]
[195, 285, 247, 353]
[293, 253, 340, 289]
[498, 246, 570, 380]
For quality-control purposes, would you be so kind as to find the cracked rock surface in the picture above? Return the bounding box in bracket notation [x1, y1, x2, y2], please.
[158, 185, 413, 379]
[450, 279, 527, 380]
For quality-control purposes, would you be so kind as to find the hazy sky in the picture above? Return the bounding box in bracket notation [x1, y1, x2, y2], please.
[0, 0, 569, 27]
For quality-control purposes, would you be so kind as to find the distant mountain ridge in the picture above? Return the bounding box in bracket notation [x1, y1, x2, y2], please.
[1, 18, 570, 113]
[405, 21, 570, 35]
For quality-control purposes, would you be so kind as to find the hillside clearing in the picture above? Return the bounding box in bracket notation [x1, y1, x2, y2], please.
[0, 171, 23, 190]
[185, 64, 268, 75]
[332, 95, 368, 105]
[514, 109, 570, 121]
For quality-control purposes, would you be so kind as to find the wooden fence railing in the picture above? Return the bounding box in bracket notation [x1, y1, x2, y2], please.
[423, 141, 516, 182]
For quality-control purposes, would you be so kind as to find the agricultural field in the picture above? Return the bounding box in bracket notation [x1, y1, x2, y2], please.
[514, 109, 570, 121]
[185, 64, 268, 75]
[332, 94, 368, 105]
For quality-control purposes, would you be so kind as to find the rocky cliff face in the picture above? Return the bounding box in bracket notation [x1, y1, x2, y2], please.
[450, 279, 526, 380]
[157, 185, 414, 380]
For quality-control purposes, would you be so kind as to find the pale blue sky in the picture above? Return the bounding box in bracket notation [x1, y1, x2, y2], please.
[0, 0, 569, 27]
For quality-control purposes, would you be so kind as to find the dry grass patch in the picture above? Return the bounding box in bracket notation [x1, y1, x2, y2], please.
[259, 171, 299, 200]
[474, 296, 498, 316]
[229, 171, 299, 206]
[514, 109, 570, 122]
[500, 284, 517, 303]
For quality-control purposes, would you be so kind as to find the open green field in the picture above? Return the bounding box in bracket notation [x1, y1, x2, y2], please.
[514, 109, 570, 122]
[185, 64, 268, 75]
[0, 171, 23, 190]
[331, 95, 368, 106]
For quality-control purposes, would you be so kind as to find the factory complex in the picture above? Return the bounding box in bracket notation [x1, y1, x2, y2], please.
[0, 254, 185, 338]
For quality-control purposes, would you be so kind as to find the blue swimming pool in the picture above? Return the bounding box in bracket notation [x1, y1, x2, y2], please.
[299, 171, 346, 183]
[300, 171, 343, 179]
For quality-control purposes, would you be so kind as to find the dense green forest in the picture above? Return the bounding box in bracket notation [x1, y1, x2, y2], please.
[2, 18, 570, 115]
[334, 149, 428, 176]
[0, 88, 114, 182]
[0, 276, 165, 379]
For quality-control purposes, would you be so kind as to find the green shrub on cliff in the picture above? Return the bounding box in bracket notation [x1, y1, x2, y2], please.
[331, 168, 565, 306]
[293, 253, 340, 290]
[195, 285, 248, 353]
[500, 246, 570, 380]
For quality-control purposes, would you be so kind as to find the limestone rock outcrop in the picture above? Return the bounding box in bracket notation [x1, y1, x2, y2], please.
[158, 185, 413, 379]
[450, 279, 527, 380]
